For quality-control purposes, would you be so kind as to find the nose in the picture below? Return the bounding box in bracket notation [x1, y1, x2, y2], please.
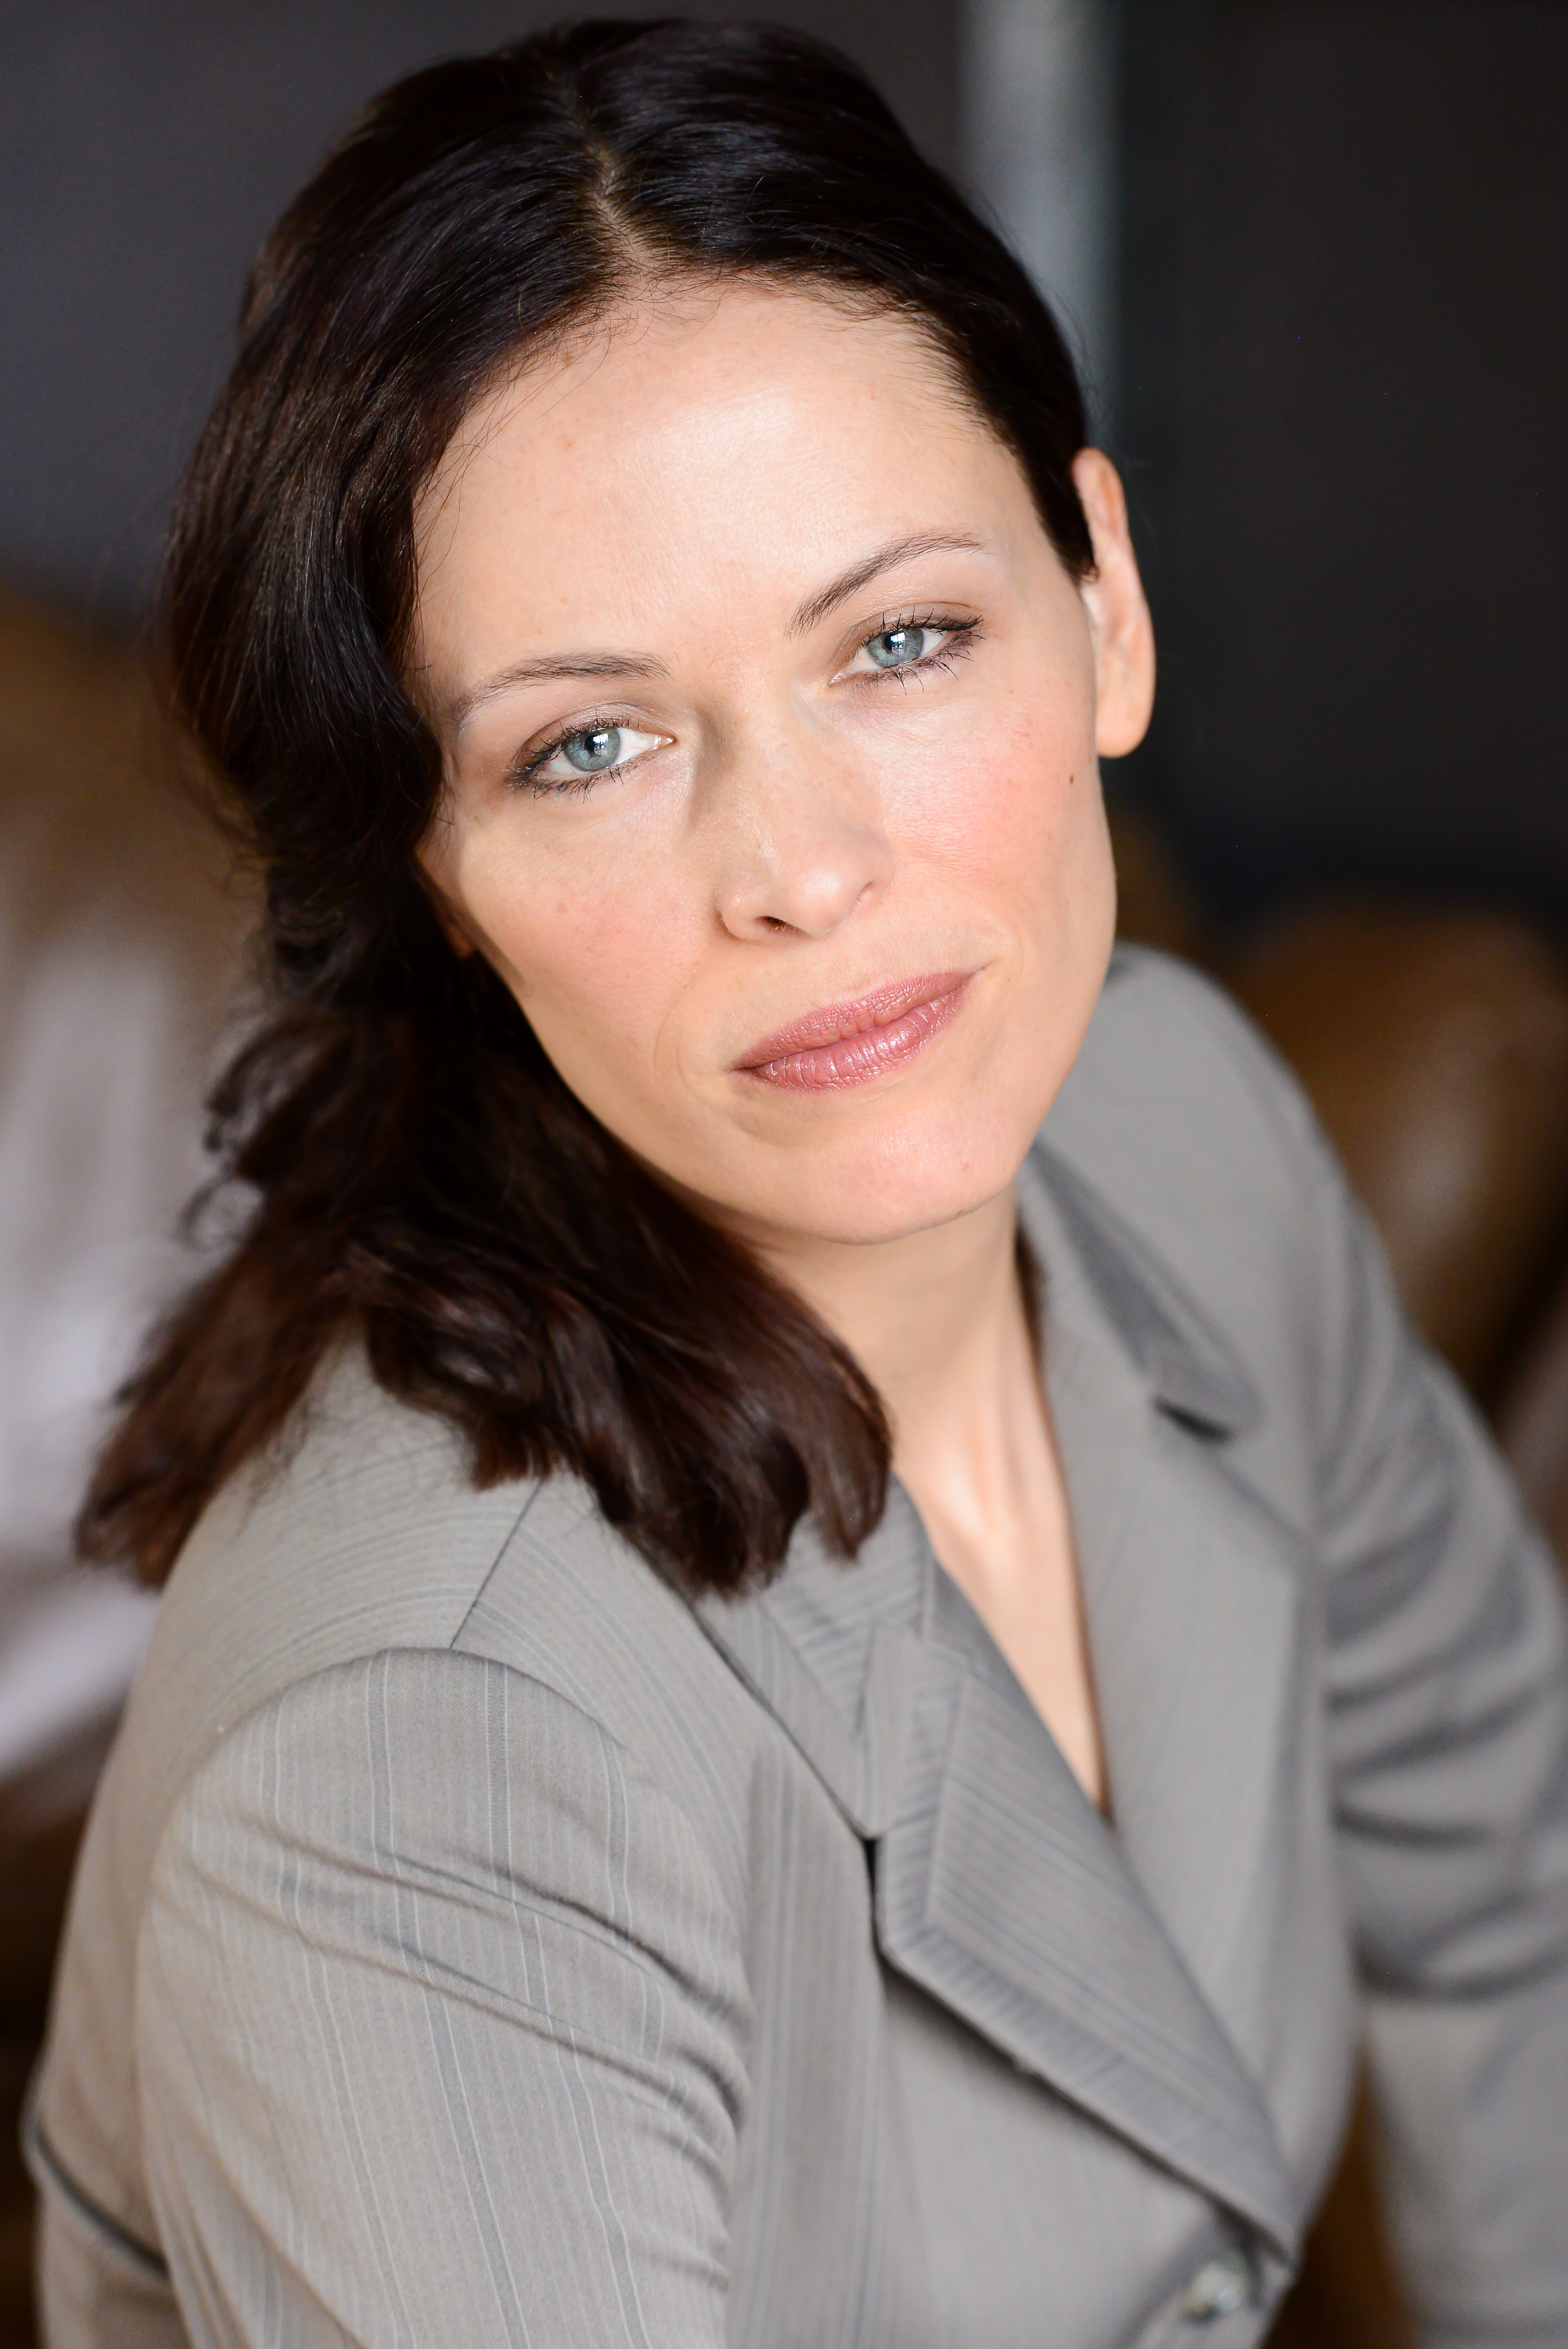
[713, 740, 894, 943]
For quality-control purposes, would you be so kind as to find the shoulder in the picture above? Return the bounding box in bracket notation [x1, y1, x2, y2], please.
[37, 1353, 769, 2248]
[1044, 943, 1332, 1260]
[141, 1344, 536, 1763]
[1049, 944, 1321, 1190]
[1040, 945, 1352, 1494]
[109, 1347, 764, 1907]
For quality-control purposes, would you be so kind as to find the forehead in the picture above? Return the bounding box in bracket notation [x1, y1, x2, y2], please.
[412, 283, 1033, 632]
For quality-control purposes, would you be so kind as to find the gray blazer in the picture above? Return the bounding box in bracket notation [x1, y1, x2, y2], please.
[28, 949, 1568, 2348]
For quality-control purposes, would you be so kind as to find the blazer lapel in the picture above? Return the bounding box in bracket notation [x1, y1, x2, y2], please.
[693, 1485, 927, 1839]
[1021, 1146, 1316, 2023]
[874, 1588, 1300, 2258]
[697, 1143, 1309, 2260]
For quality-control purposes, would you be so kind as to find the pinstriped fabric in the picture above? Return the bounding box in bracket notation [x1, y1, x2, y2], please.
[31, 1378, 538, 2268]
[28, 947, 1568, 2346]
[140, 1651, 747, 2348]
[874, 1626, 1299, 2254]
[33, 2190, 187, 2349]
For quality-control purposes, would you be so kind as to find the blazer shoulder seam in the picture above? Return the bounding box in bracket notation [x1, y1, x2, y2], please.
[445, 1475, 548, 1653]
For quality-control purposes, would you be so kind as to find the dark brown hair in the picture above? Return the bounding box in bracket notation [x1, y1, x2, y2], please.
[81, 17, 1092, 1592]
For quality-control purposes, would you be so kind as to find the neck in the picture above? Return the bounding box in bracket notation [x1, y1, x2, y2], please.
[751, 1186, 1028, 1467]
[747, 1179, 1107, 1809]
[754, 1179, 1106, 1811]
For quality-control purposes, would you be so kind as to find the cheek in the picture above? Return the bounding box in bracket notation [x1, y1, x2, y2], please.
[456, 828, 702, 1083]
[888, 674, 1102, 904]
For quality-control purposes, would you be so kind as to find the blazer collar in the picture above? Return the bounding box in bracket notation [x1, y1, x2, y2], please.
[694, 1140, 1304, 2259]
[1022, 1141, 1263, 1439]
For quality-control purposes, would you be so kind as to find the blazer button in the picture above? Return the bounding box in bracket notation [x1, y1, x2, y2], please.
[1181, 2245, 1255, 2322]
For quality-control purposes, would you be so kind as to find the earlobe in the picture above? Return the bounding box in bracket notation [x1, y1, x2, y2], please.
[1071, 448, 1156, 760]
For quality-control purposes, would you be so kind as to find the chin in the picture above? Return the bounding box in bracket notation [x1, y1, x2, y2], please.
[739, 1108, 1035, 1249]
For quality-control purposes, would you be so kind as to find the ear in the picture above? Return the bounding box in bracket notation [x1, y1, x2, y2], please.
[1071, 448, 1156, 759]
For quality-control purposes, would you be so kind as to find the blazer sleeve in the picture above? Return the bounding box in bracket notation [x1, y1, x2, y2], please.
[1304, 1122, 1568, 2346]
[134, 1646, 751, 2349]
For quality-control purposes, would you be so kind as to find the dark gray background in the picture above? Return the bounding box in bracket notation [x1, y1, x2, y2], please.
[1117, 0, 1568, 926]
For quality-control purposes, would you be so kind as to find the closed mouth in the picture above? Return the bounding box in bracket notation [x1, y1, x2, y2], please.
[733, 970, 971, 1092]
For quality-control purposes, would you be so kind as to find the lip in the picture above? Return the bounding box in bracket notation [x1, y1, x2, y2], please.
[733, 969, 972, 1092]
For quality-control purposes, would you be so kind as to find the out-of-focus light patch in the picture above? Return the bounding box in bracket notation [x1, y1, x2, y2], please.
[0, 1569, 156, 1782]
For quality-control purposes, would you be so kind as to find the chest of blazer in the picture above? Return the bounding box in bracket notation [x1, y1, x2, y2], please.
[32, 950, 1568, 2349]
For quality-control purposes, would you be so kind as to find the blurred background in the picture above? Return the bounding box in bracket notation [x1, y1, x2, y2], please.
[0, 3, 1565, 2342]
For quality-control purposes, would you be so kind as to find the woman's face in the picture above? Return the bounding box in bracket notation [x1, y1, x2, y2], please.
[415, 284, 1152, 1252]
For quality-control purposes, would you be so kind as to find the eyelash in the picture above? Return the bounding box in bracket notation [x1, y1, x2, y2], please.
[509, 610, 983, 795]
[855, 610, 982, 686]
[510, 717, 627, 797]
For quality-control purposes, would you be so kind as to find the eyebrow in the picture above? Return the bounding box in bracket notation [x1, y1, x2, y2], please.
[445, 530, 987, 734]
[787, 531, 987, 637]
[449, 651, 669, 737]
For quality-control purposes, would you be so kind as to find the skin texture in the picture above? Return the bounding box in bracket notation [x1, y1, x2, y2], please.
[416, 284, 1155, 1804]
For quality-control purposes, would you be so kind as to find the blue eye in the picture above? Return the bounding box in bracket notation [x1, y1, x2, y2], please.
[865, 625, 929, 669]
[563, 724, 623, 773]
[519, 718, 668, 793]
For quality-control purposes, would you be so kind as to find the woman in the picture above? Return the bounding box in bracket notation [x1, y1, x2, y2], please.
[28, 21, 1568, 2346]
